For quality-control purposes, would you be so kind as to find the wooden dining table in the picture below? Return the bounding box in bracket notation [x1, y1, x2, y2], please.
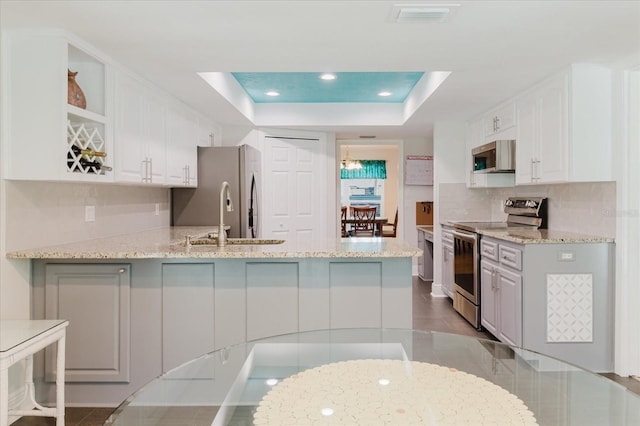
[342, 216, 388, 236]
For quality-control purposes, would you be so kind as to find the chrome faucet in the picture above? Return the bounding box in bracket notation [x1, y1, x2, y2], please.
[218, 181, 234, 247]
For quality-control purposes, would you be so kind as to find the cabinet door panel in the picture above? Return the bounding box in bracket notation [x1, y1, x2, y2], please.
[497, 267, 522, 347]
[246, 262, 299, 341]
[143, 90, 167, 184]
[45, 263, 130, 382]
[330, 262, 381, 328]
[515, 93, 537, 184]
[114, 73, 146, 183]
[162, 263, 215, 373]
[537, 74, 568, 183]
[480, 260, 498, 337]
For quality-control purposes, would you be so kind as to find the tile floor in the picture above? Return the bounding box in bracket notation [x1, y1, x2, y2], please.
[12, 277, 640, 425]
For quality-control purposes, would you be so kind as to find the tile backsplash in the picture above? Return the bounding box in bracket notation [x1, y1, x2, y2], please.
[439, 181, 616, 238]
[6, 181, 170, 251]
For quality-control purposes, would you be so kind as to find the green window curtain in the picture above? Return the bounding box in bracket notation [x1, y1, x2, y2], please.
[340, 160, 387, 179]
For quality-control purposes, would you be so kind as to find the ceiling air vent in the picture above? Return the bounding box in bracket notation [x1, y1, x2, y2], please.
[391, 4, 458, 23]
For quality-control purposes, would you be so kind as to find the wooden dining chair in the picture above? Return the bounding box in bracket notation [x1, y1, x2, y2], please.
[351, 206, 376, 237]
[381, 208, 398, 238]
[340, 206, 348, 237]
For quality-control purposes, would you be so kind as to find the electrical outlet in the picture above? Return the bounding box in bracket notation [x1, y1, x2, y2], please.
[155, 203, 160, 216]
[85, 205, 95, 222]
[558, 251, 575, 261]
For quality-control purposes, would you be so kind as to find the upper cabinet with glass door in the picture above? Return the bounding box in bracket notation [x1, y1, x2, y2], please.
[2, 30, 113, 182]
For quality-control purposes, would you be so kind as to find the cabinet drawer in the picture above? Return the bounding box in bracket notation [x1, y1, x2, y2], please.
[499, 245, 522, 270]
[480, 239, 499, 261]
[441, 229, 454, 245]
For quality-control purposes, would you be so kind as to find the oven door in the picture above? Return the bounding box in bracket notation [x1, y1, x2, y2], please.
[452, 229, 479, 305]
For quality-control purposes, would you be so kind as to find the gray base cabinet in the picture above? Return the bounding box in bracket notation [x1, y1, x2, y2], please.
[162, 263, 215, 372]
[480, 237, 614, 372]
[31, 257, 412, 405]
[42, 264, 131, 383]
[441, 227, 454, 298]
[480, 239, 522, 347]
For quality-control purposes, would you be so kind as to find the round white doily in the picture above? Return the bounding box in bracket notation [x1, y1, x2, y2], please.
[253, 359, 538, 425]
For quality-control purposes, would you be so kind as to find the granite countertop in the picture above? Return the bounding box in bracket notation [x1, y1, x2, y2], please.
[478, 228, 614, 244]
[5, 227, 422, 259]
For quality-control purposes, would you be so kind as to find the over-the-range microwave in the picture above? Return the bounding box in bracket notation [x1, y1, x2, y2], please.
[472, 140, 515, 173]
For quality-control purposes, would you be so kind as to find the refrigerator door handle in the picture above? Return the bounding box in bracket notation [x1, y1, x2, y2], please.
[249, 174, 257, 238]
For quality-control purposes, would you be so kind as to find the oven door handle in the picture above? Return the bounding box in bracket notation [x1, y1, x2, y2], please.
[452, 229, 477, 242]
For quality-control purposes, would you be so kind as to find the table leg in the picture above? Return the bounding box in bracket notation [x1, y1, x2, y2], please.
[56, 335, 65, 426]
[1, 367, 8, 426]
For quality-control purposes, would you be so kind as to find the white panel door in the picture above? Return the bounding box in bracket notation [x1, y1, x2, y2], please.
[263, 136, 326, 241]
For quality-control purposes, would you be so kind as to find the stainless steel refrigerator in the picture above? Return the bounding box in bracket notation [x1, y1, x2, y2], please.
[171, 145, 261, 238]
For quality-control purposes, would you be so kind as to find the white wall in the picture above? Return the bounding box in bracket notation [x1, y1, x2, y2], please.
[0, 181, 170, 319]
[432, 122, 467, 297]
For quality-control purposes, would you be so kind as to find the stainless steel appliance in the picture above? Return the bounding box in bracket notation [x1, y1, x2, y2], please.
[171, 145, 261, 238]
[472, 140, 515, 173]
[450, 197, 547, 329]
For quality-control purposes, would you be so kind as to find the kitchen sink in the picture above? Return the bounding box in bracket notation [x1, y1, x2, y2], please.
[188, 237, 285, 246]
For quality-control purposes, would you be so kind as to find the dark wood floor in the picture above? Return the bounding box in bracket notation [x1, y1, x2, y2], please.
[13, 276, 640, 425]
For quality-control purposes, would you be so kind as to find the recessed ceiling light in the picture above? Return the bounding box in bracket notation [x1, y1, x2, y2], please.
[265, 91, 280, 97]
[378, 91, 393, 97]
[320, 73, 336, 81]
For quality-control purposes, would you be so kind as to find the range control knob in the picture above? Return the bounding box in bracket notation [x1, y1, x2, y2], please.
[505, 199, 514, 207]
[525, 200, 537, 208]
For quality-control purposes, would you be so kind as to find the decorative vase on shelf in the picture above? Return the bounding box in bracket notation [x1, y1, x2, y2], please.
[67, 69, 87, 109]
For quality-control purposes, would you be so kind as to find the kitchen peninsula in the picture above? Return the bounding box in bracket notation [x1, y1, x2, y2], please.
[6, 227, 420, 406]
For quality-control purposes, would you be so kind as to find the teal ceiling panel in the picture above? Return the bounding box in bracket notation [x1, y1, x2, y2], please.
[231, 72, 425, 103]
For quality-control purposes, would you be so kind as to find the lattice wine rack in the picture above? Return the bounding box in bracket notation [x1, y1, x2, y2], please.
[66, 120, 108, 174]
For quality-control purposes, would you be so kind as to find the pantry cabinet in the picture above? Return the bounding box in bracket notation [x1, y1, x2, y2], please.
[3, 30, 114, 182]
[516, 64, 612, 185]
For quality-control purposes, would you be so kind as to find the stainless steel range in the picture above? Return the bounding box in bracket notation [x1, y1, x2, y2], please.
[449, 197, 547, 329]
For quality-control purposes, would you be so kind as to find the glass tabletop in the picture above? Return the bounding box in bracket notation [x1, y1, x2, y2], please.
[106, 329, 640, 426]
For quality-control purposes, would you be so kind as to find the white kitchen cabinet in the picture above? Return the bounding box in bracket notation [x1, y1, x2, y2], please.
[198, 115, 221, 147]
[466, 119, 515, 188]
[43, 263, 131, 382]
[483, 101, 516, 138]
[441, 227, 455, 299]
[114, 71, 167, 185]
[166, 101, 198, 187]
[516, 64, 612, 185]
[480, 239, 523, 347]
[3, 30, 113, 182]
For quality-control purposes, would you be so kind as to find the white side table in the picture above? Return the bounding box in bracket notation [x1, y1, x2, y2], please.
[0, 320, 69, 426]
